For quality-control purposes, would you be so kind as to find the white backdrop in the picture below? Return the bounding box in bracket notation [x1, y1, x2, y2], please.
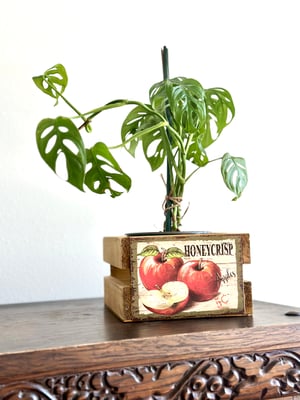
[1, 0, 299, 307]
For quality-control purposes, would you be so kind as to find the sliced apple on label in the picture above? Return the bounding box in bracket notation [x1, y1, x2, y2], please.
[140, 281, 189, 315]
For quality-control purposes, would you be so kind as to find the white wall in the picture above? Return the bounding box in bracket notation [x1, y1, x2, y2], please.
[1, 0, 299, 308]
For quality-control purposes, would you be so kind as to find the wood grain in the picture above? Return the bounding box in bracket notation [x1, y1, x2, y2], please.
[1, 299, 300, 399]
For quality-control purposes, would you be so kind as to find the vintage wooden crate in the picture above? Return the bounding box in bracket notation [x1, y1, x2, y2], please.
[103, 232, 252, 322]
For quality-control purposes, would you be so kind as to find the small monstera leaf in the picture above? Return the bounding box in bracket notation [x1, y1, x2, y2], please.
[85, 142, 131, 198]
[121, 105, 152, 156]
[186, 136, 209, 168]
[36, 117, 86, 191]
[221, 153, 248, 200]
[32, 64, 68, 105]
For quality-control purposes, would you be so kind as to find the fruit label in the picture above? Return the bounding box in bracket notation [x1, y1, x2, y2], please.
[130, 234, 245, 320]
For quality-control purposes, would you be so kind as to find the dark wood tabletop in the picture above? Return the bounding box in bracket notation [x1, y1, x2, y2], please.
[1, 298, 300, 399]
[1, 298, 300, 354]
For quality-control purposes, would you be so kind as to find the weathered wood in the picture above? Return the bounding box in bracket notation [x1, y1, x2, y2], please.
[104, 277, 253, 322]
[104, 275, 132, 321]
[0, 299, 300, 399]
[103, 236, 131, 270]
[103, 233, 251, 269]
[103, 233, 252, 321]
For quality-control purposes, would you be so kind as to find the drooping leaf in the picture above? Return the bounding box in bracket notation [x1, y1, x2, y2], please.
[141, 126, 169, 171]
[206, 88, 235, 130]
[186, 135, 209, 168]
[221, 153, 248, 200]
[85, 142, 131, 198]
[121, 105, 168, 171]
[121, 105, 149, 156]
[36, 117, 86, 190]
[200, 88, 235, 148]
[150, 78, 235, 154]
[150, 77, 206, 134]
[167, 78, 206, 133]
[32, 64, 68, 105]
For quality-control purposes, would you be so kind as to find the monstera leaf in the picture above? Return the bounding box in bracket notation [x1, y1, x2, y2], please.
[36, 117, 131, 197]
[150, 77, 206, 134]
[33, 56, 248, 231]
[221, 153, 248, 200]
[33, 64, 68, 105]
[121, 104, 168, 171]
[36, 117, 86, 190]
[201, 88, 235, 148]
[85, 142, 131, 198]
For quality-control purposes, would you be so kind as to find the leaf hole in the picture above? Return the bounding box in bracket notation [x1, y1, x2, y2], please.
[40, 126, 54, 139]
[85, 162, 93, 172]
[59, 126, 69, 134]
[55, 152, 68, 181]
[45, 135, 57, 154]
[101, 164, 119, 175]
[93, 181, 100, 190]
[62, 139, 79, 155]
[145, 139, 164, 159]
[42, 81, 50, 90]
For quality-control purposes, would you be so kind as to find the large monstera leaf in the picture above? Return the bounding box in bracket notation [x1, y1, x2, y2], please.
[36, 117, 86, 190]
[150, 77, 206, 133]
[36, 117, 131, 197]
[85, 142, 131, 198]
[149, 78, 235, 151]
[221, 153, 248, 200]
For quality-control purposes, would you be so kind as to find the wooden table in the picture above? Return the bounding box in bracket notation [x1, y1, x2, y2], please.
[0, 298, 300, 399]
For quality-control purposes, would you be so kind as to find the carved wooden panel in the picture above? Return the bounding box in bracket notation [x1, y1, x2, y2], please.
[1, 349, 300, 400]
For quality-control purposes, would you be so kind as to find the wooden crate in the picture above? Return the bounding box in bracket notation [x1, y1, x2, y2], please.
[103, 233, 252, 322]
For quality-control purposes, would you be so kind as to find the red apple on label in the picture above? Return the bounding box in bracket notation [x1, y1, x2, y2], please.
[139, 250, 184, 290]
[177, 259, 221, 301]
[141, 281, 190, 315]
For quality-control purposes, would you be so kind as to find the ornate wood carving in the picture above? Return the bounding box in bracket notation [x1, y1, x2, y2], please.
[1, 350, 300, 400]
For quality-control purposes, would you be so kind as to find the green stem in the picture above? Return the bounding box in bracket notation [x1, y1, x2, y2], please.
[110, 121, 168, 149]
[161, 46, 173, 232]
[185, 156, 223, 183]
[46, 78, 88, 123]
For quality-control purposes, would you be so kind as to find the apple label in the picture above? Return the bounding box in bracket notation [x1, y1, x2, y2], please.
[130, 234, 245, 320]
[140, 281, 190, 315]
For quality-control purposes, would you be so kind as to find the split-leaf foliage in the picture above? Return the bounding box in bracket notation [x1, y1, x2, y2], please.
[33, 62, 248, 231]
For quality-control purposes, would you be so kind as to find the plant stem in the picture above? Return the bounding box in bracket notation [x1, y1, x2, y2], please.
[47, 79, 88, 124]
[161, 46, 173, 232]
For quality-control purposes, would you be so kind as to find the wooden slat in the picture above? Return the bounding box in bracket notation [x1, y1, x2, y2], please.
[103, 233, 251, 270]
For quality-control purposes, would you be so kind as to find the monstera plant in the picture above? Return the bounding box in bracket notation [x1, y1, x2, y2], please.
[32, 47, 247, 232]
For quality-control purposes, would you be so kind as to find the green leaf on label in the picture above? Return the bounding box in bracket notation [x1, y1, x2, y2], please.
[166, 247, 185, 258]
[138, 245, 160, 256]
